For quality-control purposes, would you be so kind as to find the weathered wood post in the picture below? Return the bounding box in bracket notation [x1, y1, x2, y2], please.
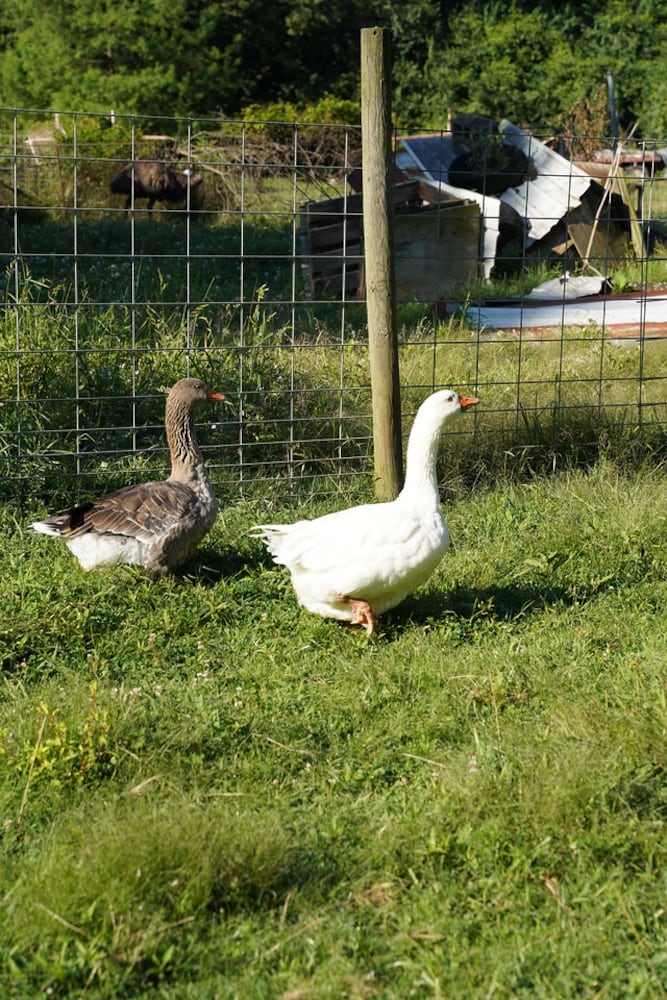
[361, 25, 403, 500]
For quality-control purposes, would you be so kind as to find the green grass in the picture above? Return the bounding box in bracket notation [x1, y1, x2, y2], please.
[2, 250, 667, 506]
[2, 459, 667, 998]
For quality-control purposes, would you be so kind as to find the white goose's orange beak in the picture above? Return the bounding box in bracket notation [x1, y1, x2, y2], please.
[459, 395, 479, 409]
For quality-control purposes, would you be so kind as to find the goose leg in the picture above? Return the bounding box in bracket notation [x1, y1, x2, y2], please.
[335, 594, 377, 636]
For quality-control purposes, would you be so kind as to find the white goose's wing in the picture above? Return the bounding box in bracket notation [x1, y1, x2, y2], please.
[255, 500, 434, 597]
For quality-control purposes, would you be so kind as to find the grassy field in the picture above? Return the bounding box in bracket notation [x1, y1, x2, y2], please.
[1, 457, 667, 999]
[2, 186, 667, 997]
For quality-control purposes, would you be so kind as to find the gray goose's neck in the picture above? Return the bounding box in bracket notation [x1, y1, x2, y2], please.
[166, 398, 207, 484]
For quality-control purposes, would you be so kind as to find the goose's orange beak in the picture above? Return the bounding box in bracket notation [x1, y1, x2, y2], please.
[208, 390, 226, 401]
[459, 395, 479, 409]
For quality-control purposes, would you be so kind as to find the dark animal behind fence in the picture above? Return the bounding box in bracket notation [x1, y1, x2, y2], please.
[110, 160, 203, 213]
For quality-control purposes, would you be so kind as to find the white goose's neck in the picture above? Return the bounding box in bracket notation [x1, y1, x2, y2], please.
[166, 398, 208, 484]
[398, 405, 445, 508]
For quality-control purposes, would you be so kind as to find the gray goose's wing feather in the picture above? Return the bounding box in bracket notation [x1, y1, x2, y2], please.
[45, 481, 197, 541]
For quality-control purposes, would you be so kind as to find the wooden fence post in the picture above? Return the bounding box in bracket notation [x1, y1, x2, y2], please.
[361, 25, 403, 501]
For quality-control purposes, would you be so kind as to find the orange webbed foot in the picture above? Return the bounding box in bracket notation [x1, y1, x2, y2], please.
[335, 594, 377, 636]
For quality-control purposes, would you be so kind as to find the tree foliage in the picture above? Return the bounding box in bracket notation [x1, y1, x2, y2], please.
[1, 0, 667, 137]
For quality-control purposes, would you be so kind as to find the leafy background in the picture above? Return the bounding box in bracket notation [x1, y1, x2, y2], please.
[1, 0, 666, 136]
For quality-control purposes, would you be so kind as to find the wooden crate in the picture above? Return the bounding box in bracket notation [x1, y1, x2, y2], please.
[300, 181, 480, 301]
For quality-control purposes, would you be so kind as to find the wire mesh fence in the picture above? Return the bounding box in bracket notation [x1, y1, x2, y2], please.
[1, 107, 666, 506]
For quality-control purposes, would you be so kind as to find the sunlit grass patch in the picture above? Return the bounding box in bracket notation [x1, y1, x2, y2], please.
[2, 462, 667, 996]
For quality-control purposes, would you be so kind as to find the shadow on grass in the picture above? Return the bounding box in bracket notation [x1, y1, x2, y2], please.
[183, 539, 629, 641]
[380, 573, 616, 639]
[185, 539, 275, 586]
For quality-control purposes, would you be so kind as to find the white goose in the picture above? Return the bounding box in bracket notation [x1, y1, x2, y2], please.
[253, 389, 479, 634]
[32, 377, 225, 576]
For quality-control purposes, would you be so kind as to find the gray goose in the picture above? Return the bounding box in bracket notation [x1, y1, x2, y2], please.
[32, 378, 225, 576]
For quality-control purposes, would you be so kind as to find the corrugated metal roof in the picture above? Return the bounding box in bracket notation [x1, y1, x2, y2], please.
[499, 121, 591, 245]
[397, 121, 594, 268]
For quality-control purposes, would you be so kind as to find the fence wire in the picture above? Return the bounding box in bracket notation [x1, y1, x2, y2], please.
[1, 107, 666, 506]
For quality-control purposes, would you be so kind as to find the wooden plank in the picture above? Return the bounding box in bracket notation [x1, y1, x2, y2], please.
[306, 221, 363, 253]
[394, 200, 480, 300]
